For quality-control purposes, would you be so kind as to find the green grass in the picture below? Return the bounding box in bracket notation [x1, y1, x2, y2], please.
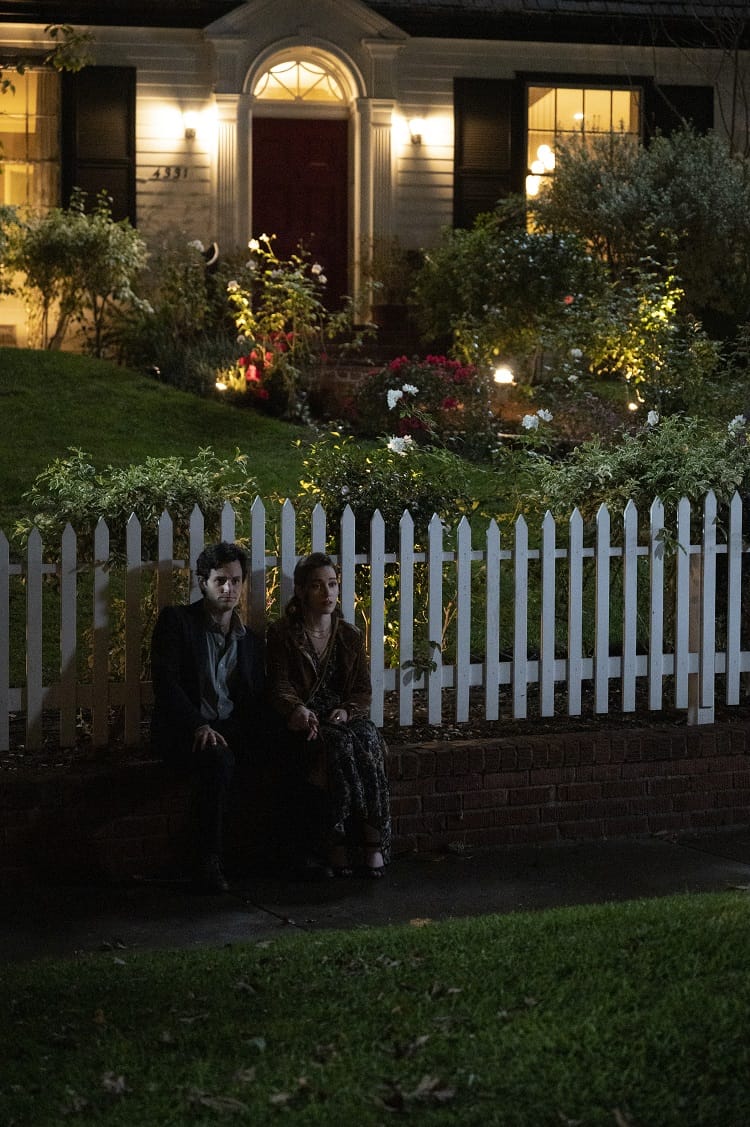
[2, 892, 749, 1126]
[0, 347, 312, 529]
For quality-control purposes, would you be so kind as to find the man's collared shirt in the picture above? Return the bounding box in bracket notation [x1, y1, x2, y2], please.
[199, 607, 246, 723]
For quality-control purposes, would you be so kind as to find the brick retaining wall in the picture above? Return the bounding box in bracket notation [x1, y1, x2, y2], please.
[1, 720, 749, 887]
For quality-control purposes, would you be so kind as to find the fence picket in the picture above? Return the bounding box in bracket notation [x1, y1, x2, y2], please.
[25, 528, 43, 749]
[1, 491, 747, 753]
[188, 505, 205, 603]
[700, 491, 717, 719]
[621, 500, 638, 712]
[156, 511, 174, 609]
[567, 508, 583, 716]
[92, 518, 110, 748]
[427, 513, 444, 725]
[455, 516, 472, 723]
[59, 524, 78, 747]
[369, 510, 386, 726]
[726, 492, 743, 705]
[484, 520, 501, 721]
[674, 497, 691, 709]
[125, 514, 142, 745]
[540, 511, 556, 717]
[594, 504, 611, 713]
[512, 514, 529, 718]
[399, 511, 415, 726]
[648, 498, 665, 711]
[339, 505, 356, 624]
[249, 496, 267, 631]
[220, 499, 236, 543]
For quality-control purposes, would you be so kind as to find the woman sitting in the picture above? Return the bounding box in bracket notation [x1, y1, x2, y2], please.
[266, 552, 391, 879]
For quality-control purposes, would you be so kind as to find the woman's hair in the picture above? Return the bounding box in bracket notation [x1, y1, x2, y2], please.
[287, 552, 337, 617]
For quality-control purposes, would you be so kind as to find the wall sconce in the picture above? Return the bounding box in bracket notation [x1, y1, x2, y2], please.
[183, 111, 198, 140]
[408, 117, 425, 145]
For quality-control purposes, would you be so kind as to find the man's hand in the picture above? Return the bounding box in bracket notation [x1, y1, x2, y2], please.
[192, 724, 228, 752]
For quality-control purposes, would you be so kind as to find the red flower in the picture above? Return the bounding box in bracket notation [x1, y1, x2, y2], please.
[563, 294, 574, 305]
[441, 396, 459, 410]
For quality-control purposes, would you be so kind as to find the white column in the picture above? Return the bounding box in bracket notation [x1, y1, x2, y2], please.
[215, 93, 250, 254]
[358, 98, 395, 243]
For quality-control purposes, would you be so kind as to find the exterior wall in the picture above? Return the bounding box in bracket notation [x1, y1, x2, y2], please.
[1, 720, 749, 887]
[0, 5, 747, 330]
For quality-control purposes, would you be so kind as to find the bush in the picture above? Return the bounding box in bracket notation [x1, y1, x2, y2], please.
[532, 413, 750, 522]
[14, 446, 258, 559]
[14, 188, 147, 354]
[353, 354, 494, 456]
[298, 431, 475, 550]
[530, 128, 750, 332]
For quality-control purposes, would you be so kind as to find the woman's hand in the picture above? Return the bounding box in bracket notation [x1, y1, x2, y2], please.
[289, 704, 320, 741]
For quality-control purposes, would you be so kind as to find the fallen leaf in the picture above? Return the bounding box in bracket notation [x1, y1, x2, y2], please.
[101, 1071, 129, 1096]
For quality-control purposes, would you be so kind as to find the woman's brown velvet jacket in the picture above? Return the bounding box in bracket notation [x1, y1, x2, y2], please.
[265, 610, 372, 724]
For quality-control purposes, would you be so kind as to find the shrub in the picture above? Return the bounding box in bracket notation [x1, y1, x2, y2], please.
[353, 354, 494, 456]
[530, 128, 750, 332]
[532, 413, 750, 522]
[298, 431, 475, 550]
[14, 188, 147, 354]
[14, 446, 258, 559]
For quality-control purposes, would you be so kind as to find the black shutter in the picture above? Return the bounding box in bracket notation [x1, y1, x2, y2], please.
[453, 78, 523, 229]
[61, 66, 136, 223]
[643, 83, 714, 139]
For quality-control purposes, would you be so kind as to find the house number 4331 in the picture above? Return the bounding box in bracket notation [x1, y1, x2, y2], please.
[151, 166, 189, 180]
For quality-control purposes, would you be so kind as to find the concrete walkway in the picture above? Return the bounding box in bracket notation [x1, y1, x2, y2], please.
[2, 829, 750, 963]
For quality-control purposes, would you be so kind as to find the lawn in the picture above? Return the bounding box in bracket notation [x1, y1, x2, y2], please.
[0, 348, 312, 530]
[2, 891, 749, 1126]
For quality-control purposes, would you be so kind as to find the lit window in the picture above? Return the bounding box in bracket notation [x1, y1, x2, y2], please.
[0, 69, 60, 210]
[526, 85, 640, 197]
[253, 59, 345, 103]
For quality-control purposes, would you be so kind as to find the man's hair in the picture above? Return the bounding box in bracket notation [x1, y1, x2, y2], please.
[195, 541, 248, 583]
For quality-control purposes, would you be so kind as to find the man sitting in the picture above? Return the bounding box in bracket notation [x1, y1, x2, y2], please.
[150, 541, 265, 892]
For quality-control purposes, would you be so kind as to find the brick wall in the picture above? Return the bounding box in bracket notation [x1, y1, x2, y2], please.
[1, 720, 749, 887]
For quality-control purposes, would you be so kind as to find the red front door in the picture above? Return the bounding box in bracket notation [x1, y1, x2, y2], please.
[252, 117, 349, 307]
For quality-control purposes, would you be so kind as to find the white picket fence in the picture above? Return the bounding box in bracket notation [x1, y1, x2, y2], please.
[1, 491, 747, 752]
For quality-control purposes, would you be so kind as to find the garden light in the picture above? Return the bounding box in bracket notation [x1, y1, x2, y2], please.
[493, 366, 514, 384]
[627, 401, 639, 411]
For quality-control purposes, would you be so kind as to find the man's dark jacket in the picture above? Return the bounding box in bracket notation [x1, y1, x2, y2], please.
[150, 600, 266, 761]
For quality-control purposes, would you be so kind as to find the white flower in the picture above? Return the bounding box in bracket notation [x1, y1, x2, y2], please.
[401, 383, 418, 395]
[227, 280, 239, 293]
[311, 262, 322, 275]
[341, 485, 350, 496]
[318, 275, 327, 285]
[522, 414, 540, 430]
[188, 239, 204, 252]
[387, 388, 404, 410]
[248, 238, 260, 252]
[728, 413, 747, 434]
[569, 348, 583, 360]
[567, 374, 579, 384]
[387, 435, 414, 455]
[647, 410, 660, 427]
[536, 408, 553, 423]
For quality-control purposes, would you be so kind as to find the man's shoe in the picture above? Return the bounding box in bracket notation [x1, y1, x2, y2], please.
[193, 854, 229, 894]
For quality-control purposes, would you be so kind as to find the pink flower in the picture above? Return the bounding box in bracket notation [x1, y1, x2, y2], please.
[563, 294, 574, 305]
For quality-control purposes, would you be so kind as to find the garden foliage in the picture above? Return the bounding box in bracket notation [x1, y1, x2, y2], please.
[533, 413, 750, 522]
[12, 189, 147, 354]
[353, 354, 494, 456]
[14, 446, 257, 560]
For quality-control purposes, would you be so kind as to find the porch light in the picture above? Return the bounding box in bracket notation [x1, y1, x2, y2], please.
[493, 366, 515, 385]
[183, 111, 198, 140]
[408, 117, 425, 145]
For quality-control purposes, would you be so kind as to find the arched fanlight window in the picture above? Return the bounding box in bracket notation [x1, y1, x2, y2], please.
[253, 59, 346, 103]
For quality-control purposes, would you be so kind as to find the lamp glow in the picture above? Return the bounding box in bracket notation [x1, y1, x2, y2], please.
[408, 117, 425, 145]
[493, 366, 514, 385]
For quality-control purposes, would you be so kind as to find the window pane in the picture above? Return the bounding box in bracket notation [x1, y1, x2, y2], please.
[0, 70, 59, 208]
[584, 88, 612, 132]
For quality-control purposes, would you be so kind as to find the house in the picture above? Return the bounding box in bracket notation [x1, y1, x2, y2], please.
[0, 0, 748, 342]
